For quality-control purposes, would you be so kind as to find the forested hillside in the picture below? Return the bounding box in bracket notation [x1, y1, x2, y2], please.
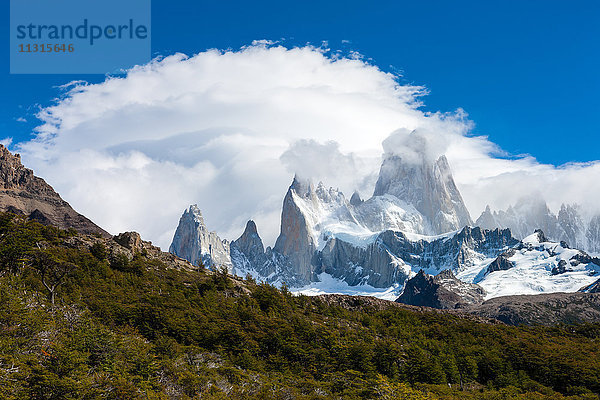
[0, 212, 599, 399]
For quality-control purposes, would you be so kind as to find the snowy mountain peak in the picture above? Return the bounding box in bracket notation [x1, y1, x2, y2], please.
[477, 199, 600, 253]
[169, 148, 600, 304]
[289, 174, 315, 197]
[373, 153, 472, 234]
[273, 178, 321, 282]
[269, 151, 478, 286]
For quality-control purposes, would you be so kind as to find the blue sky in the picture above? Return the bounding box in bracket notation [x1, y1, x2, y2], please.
[2, 0, 598, 165]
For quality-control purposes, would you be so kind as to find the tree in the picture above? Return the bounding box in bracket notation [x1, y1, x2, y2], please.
[30, 250, 76, 307]
[0, 215, 41, 274]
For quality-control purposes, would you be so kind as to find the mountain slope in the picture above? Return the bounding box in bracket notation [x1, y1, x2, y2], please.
[468, 292, 600, 326]
[2, 213, 600, 399]
[473, 230, 600, 298]
[0, 145, 108, 237]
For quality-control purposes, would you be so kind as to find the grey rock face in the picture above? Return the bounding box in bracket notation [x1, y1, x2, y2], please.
[231, 244, 301, 285]
[317, 235, 411, 288]
[230, 220, 306, 286]
[580, 278, 600, 293]
[373, 154, 472, 234]
[114, 232, 143, 251]
[551, 260, 572, 276]
[558, 204, 585, 249]
[475, 198, 561, 241]
[272, 177, 320, 283]
[315, 226, 518, 288]
[232, 220, 264, 261]
[168, 206, 308, 286]
[396, 269, 485, 309]
[486, 250, 516, 275]
[169, 205, 231, 269]
[392, 226, 518, 276]
[349, 191, 363, 206]
[475, 205, 497, 231]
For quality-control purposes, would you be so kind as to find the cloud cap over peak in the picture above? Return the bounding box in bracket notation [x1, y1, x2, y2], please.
[11, 43, 600, 249]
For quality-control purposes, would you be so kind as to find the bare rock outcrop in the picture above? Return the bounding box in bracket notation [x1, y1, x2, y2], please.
[63, 230, 194, 270]
[580, 278, 600, 293]
[232, 220, 264, 261]
[396, 269, 486, 309]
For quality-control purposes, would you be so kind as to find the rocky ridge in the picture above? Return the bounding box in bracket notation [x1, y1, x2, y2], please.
[396, 269, 486, 309]
[0, 145, 108, 237]
[477, 199, 600, 254]
[66, 231, 193, 271]
[467, 292, 600, 326]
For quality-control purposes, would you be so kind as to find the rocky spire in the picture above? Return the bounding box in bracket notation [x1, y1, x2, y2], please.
[273, 178, 318, 283]
[475, 199, 591, 250]
[169, 205, 231, 269]
[349, 191, 363, 206]
[373, 154, 473, 234]
[475, 205, 498, 230]
[587, 215, 600, 254]
[232, 220, 264, 261]
[558, 204, 585, 249]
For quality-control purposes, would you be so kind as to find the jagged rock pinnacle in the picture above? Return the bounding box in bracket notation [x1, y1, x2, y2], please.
[349, 191, 363, 206]
[169, 204, 231, 269]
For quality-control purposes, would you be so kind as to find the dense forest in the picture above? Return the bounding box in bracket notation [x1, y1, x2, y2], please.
[0, 212, 599, 399]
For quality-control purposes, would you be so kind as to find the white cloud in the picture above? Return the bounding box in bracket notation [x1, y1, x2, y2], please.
[15, 43, 600, 249]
